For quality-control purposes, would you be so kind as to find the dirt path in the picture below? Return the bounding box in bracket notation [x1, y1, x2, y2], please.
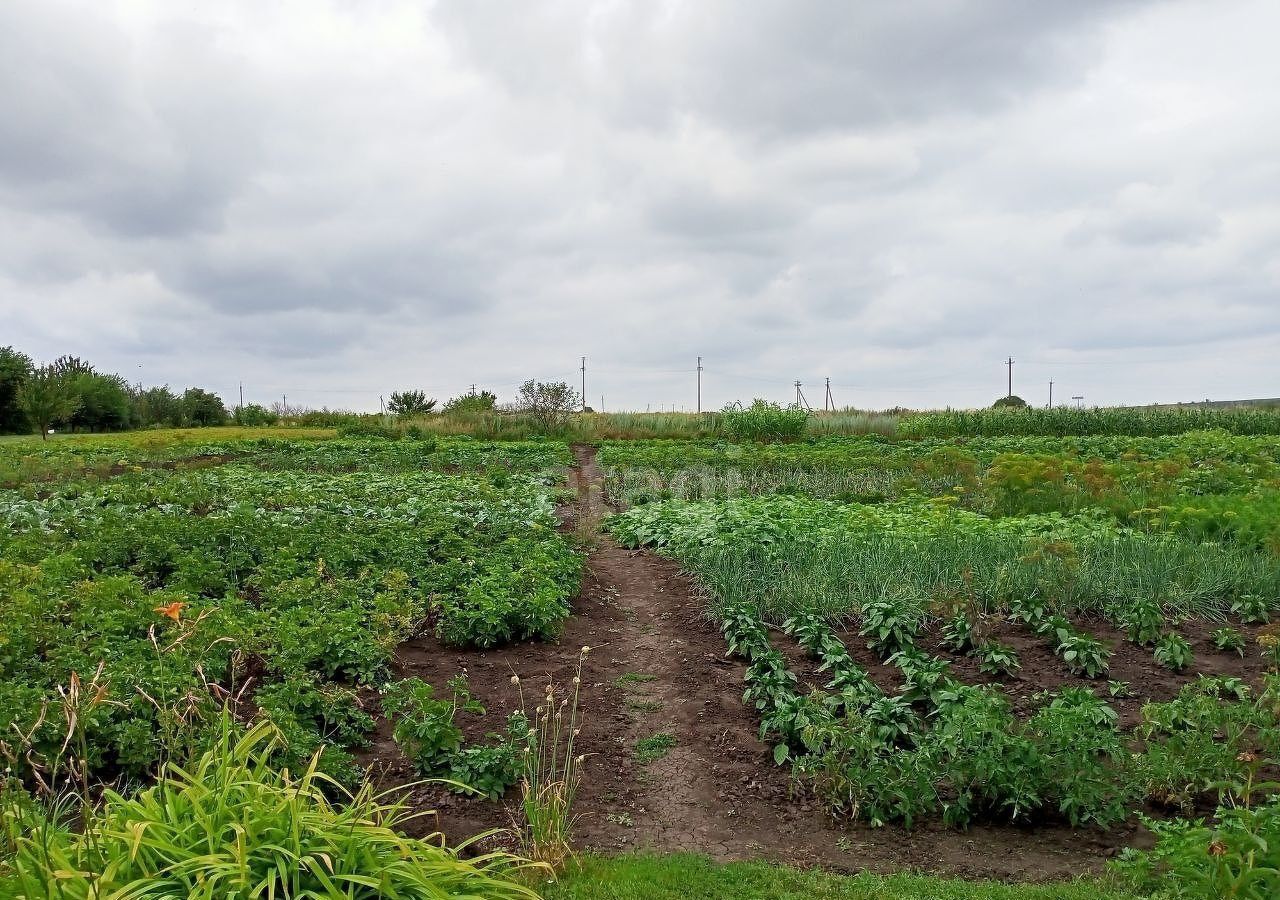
[362, 445, 1138, 880]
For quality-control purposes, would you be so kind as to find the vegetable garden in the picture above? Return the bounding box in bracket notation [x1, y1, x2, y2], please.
[5, 413, 1280, 898]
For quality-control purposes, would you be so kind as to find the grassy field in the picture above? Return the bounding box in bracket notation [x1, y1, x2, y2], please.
[546, 855, 1139, 900]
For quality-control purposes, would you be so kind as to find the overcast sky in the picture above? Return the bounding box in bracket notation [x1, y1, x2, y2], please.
[2, 1, 1278, 412]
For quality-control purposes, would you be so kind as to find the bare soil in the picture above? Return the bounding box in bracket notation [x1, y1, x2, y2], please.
[357, 445, 1280, 880]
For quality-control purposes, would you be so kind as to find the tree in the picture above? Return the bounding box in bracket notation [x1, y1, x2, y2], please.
[69, 372, 132, 431]
[515, 380, 581, 431]
[233, 403, 278, 426]
[19, 365, 79, 440]
[0, 346, 33, 433]
[387, 390, 437, 417]
[182, 388, 229, 426]
[130, 385, 183, 428]
[443, 389, 497, 415]
[993, 395, 1028, 409]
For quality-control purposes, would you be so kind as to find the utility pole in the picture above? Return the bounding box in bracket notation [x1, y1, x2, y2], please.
[794, 381, 812, 411]
[1048, 381, 1053, 409]
[239, 382, 244, 412]
[580, 357, 586, 412]
[380, 395, 385, 415]
[282, 394, 287, 416]
[1072, 394, 1084, 409]
[697, 356, 703, 414]
[1006, 357, 1014, 398]
[824, 377, 833, 412]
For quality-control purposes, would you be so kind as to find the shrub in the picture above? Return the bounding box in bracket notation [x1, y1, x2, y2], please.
[388, 390, 437, 417]
[992, 395, 1027, 409]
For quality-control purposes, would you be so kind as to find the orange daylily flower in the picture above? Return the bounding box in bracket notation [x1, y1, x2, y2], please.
[154, 601, 186, 622]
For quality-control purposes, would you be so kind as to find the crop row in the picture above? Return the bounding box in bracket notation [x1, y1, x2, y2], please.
[609, 495, 1280, 623]
[724, 601, 1280, 829]
[0, 442, 580, 791]
[898, 406, 1280, 438]
[599, 433, 1280, 552]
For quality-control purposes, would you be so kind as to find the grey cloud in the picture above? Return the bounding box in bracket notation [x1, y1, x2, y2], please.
[1, 0, 1279, 412]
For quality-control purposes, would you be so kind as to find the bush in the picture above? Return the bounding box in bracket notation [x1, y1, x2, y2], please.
[721, 399, 808, 442]
[234, 403, 279, 426]
[993, 395, 1028, 409]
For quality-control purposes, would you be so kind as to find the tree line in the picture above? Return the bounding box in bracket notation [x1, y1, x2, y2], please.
[0, 347, 230, 440]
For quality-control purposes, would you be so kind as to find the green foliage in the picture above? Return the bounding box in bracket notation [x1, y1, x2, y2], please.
[1231, 594, 1271, 624]
[634, 732, 677, 764]
[388, 389, 438, 416]
[721, 399, 809, 442]
[1051, 631, 1111, 679]
[859, 594, 921, 657]
[17, 365, 79, 440]
[975, 641, 1020, 676]
[1153, 632, 1194, 672]
[181, 387, 229, 426]
[1115, 800, 1280, 899]
[0, 718, 537, 899]
[545, 852, 1141, 900]
[517, 380, 582, 431]
[234, 402, 279, 426]
[1120, 596, 1164, 646]
[0, 346, 33, 433]
[131, 384, 183, 428]
[1212, 626, 1247, 656]
[901, 406, 1280, 438]
[381, 675, 481, 775]
[993, 395, 1027, 408]
[444, 388, 498, 414]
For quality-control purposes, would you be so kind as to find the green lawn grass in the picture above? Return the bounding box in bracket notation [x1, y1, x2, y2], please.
[542, 854, 1143, 900]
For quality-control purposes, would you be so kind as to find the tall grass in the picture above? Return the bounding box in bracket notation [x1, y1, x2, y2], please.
[394, 410, 897, 442]
[1, 717, 538, 899]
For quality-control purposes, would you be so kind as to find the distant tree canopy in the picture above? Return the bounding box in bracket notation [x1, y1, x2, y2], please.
[182, 388, 229, 426]
[993, 395, 1028, 409]
[0, 346, 34, 433]
[19, 365, 80, 440]
[516, 380, 581, 430]
[387, 390, 437, 417]
[131, 386, 184, 428]
[443, 389, 497, 415]
[234, 403, 278, 426]
[3, 345, 231, 437]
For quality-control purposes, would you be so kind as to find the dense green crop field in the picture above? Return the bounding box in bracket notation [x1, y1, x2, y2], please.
[0, 433, 579, 788]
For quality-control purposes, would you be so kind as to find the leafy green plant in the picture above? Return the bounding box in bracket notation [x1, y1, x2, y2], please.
[940, 612, 977, 653]
[975, 641, 1021, 677]
[1212, 626, 1247, 656]
[1120, 597, 1164, 646]
[381, 675, 481, 775]
[446, 712, 529, 800]
[1115, 800, 1280, 900]
[1055, 632, 1111, 679]
[859, 595, 921, 657]
[1232, 594, 1271, 624]
[1153, 632, 1194, 672]
[721, 399, 808, 442]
